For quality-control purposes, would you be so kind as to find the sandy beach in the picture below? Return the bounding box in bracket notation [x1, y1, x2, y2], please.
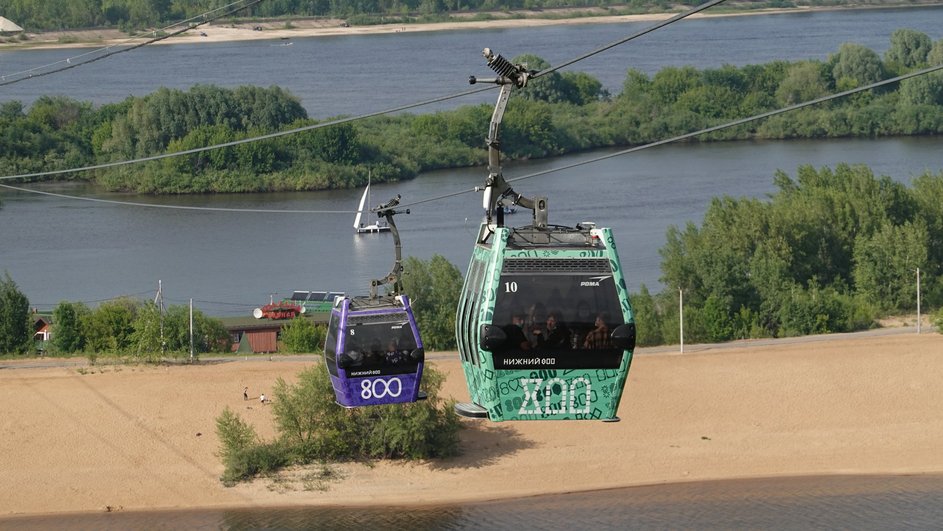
[1, 329, 941, 517]
[0, 5, 908, 51]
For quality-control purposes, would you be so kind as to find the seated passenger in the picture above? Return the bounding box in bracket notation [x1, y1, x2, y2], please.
[533, 311, 570, 349]
[502, 310, 531, 351]
[583, 313, 612, 349]
[385, 339, 407, 365]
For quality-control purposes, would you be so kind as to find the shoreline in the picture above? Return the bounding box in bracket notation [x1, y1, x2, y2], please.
[4, 4, 939, 52]
[2, 331, 941, 518]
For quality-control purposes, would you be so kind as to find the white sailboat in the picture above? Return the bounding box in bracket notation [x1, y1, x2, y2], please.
[353, 178, 391, 234]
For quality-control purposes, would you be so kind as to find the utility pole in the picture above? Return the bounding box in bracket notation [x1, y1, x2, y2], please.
[155, 280, 165, 355]
[189, 298, 194, 362]
[679, 288, 684, 354]
[916, 268, 921, 334]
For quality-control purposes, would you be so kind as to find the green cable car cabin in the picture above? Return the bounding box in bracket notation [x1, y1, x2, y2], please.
[454, 49, 636, 421]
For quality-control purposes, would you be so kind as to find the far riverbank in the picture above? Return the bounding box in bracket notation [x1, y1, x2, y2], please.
[4, 2, 942, 51]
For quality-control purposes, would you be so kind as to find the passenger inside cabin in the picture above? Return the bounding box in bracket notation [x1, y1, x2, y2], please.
[502, 309, 531, 351]
[385, 339, 407, 365]
[533, 311, 571, 349]
[583, 313, 612, 349]
[365, 339, 383, 366]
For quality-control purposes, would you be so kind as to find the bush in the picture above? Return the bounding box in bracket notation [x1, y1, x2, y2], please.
[216, 363, 462, 483]
[280, 317, 325, 353]
[0, 272, 31, 355]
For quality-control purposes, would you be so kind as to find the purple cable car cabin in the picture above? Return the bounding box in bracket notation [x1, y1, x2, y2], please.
[324, 294, 425, 407]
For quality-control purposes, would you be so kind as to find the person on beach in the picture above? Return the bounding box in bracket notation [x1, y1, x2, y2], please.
[243, 386, 249, 400]
[260, 393, 266, 404]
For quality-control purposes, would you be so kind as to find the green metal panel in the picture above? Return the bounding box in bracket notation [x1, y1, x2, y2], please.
[456, 225, 636, 421]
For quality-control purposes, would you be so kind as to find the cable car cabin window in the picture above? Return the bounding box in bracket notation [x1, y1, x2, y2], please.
[324, 317, 340, 376]
[343, 313, 419, 374]
[462, 257, 487, 366]
[491, 268, 626, 370]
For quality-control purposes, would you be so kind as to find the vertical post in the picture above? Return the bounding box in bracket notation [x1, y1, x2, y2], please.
[916, 268, 921, 334]
[189, 298, 194, 362]
[158, 280, 164, 355]
[679, 288, 684, 354]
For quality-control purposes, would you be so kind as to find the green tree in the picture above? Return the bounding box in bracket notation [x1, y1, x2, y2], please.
[830, 43, 886, 89]
[628, 285, 663, 347]
[650, 66, 701, 105]
[928, 39, 943, 66]
[853, 221, 928, 312]
[561, 71, 609, 105]
[776, 61, 829, 106]
[885, 29, 932, 70]
[513, 54, 569, 104]
[399, 255, 463, 350]
[280, 317, 325, 353]
[52, 301, 88, 354]
[898, 73, 943, 106]
[160, 305, 231, 355]
[83, 298, 138, 354]
[0, 272, 31, 355]
[129, 302, 165, 359]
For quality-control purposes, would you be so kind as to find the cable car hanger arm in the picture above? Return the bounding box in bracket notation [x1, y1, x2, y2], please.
[369, 195, 410, 298]
[470, 48, 547, 229]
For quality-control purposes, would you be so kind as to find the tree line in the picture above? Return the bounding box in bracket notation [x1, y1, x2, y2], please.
[1, 1, 885, 33]
[0, 254, 461, 357]
[3, 30, 943, 195]
[0, 274, 233, 358]
[635, 163, 943, 345]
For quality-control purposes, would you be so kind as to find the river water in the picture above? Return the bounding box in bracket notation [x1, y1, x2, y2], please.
[0, 6, 941, 117]
[3, 474, 943, 530]
[1, 137, 940, 314]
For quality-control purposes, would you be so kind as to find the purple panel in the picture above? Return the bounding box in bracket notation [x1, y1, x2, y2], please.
[333, 365, 424, 407]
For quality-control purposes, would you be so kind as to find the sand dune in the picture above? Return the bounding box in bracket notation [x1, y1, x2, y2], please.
[1, 330, 941, 517]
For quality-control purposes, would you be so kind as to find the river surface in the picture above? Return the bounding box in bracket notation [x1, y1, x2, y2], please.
[3, 474, 942, 530]
[1, 137, 941, 314]
[0, 6, 941, 117]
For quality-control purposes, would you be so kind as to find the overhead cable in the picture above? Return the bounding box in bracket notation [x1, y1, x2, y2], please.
[0, 0, 724, 180]
[7, 65, 940, 213]
[400, 63, 943, 208]
[0, 84, 495, 183]
[532, 0, 728, 79]
[505, 63, 943, 186]
[0, 0, 264, 88]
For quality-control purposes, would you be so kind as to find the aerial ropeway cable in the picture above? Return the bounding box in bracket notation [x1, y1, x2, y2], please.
[0, 0, 266, 88]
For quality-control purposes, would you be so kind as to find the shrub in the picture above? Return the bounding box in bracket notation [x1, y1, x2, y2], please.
[216, 363, 462, 483]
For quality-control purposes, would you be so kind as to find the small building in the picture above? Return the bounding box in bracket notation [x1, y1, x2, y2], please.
[221, 312, 328, 354]
[0, 17, 24, 36]
[32, 312, 52, 353]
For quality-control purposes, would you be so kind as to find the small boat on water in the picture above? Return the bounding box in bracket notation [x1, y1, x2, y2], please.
[354, 178, 391, 234]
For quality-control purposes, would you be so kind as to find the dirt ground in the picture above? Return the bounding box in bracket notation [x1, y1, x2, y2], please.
[1, 330, 941, 517]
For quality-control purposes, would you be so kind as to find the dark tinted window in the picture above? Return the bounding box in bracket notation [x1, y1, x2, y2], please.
[492, 271, 625, 357]
[343, 313, 418, 370]
[324, 314, 340, 376]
